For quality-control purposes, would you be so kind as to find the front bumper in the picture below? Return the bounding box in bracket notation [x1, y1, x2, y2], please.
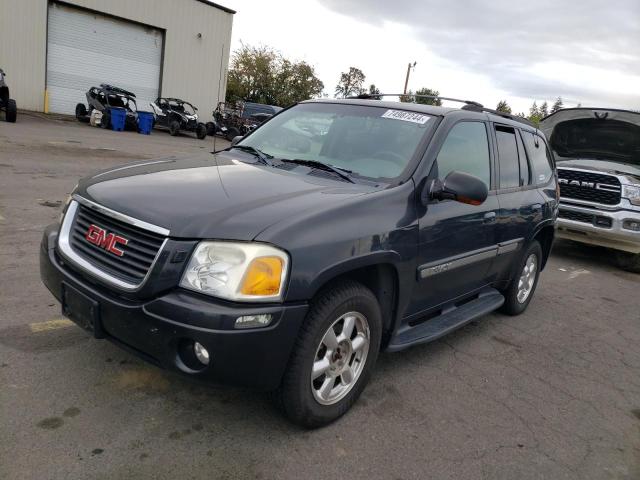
[557, 202, 640, 253]
[40, 225, 308, 390]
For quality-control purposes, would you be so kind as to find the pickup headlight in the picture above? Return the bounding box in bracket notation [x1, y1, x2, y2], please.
[622, 184, 640, 206]
[180, 242, 289, 302]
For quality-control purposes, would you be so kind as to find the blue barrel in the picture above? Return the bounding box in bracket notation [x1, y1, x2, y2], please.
[109, 107, 126, 131]
[137, 111, 154, 135]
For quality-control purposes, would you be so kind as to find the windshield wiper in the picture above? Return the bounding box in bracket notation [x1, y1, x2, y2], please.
[279, 158, 354, 183]
[229, 145, 274, 166]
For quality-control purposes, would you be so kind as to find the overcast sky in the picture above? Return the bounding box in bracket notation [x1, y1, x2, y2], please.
[220, 0, 640, 112]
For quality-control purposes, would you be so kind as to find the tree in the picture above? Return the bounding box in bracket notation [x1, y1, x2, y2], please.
[414, 87, 442, 106]
[399, 87, 441, 105]
[551, 96, 564, 114]
[496, 100, 512, 113]
[368, 84, 381, 100]
[335, 67, 366, 98]
[539, 101, 549, 118]
[528, 101, 542, 126]
[225, 43, 324, 107]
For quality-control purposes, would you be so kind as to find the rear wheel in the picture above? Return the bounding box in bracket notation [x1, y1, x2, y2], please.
[499, 241, 542, 315]
[275, 280, 381, 428]
[169, 120, 180, 136]
[196, 123, 207, 140]
[100, 111, 110, 129]
[614, 251, 640, 273]
[5, 99, 16, 123]
[75, 103, 87, 121]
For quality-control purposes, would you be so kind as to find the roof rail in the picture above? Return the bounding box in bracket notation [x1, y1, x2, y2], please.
[349, 93, 483, 108]
[349, 93, 535, 128]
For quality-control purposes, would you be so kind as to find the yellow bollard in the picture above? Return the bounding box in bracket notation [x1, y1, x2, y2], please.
[44, 88, 49, 113]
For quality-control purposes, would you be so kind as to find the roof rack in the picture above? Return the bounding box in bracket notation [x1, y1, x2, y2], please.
[349, 93, 483, 108]
[349, 93, 535, 128]
[99, 84, 136, 98]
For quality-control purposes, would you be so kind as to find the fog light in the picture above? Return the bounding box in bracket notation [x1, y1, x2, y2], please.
[193, 342, 210, 365]
[235, 314, 273, 329]
[623, 220, 640, 232]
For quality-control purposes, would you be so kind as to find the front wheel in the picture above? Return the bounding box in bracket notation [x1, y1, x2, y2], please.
[276, 280, 382, 428]
[100, 111, 110, 129]
[500, 241, 542, 315]
[169, 120, 180, 136]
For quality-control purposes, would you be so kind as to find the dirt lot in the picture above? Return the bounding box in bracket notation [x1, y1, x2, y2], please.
[1, 114, 639, 480]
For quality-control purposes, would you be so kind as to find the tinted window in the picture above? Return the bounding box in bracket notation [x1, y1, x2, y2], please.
[436, 122, 491, 187]
[516, 130, 530, 186]
[496, 127, 520, 188]
[522, 132, 554, 184]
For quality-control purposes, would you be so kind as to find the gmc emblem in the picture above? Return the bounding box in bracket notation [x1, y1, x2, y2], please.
[85, 224, 128, 257]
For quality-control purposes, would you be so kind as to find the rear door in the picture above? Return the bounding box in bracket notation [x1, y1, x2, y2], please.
[491, 125, 544, 279]
[409, 120, 499, 316]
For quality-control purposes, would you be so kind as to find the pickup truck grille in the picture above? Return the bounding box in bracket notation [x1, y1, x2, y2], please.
[557, 168, 621, 205]
[69, 204, 165, 284]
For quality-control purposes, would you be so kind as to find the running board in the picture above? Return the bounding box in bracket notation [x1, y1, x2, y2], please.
[387, 289, 505, 352]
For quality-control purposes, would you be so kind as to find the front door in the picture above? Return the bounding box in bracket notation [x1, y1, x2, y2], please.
[408, 120, 498, 317]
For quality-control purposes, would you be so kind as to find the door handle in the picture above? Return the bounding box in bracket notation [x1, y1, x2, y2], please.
[484, 212, 497, 224]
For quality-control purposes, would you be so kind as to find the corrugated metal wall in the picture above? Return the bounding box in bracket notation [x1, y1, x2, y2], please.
[0, 0, 233, 121]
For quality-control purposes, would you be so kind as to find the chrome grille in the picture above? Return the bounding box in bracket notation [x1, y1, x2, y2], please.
[69, 203, 165, 284]
[557, 168, 621, 205]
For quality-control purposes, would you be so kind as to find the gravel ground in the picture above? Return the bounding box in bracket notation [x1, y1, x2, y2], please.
[1, 114, 639, 480]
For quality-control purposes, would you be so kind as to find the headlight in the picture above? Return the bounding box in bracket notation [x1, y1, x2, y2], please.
[622, 184, 640, 206]
[180, 242, 289, 302]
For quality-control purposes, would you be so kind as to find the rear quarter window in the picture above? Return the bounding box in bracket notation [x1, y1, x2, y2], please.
[522, 131, 554, 184]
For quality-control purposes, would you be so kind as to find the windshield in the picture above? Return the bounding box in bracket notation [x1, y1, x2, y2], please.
[238, 103, 435, 180]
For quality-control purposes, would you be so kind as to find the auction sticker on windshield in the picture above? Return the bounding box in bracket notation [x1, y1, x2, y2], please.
[381, 110, 431, 125]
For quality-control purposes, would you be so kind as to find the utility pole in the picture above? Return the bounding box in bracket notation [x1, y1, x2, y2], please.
[403, 61, 417, 95]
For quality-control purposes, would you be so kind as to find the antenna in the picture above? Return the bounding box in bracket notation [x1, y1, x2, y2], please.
[213, 43, 225, 153]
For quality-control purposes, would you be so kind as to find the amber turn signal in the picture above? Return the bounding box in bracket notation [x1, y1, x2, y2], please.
[239, 256, 284, 296]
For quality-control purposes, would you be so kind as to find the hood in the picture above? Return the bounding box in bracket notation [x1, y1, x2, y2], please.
[77, 152, 375, 240]
[540, 108, 640, 166]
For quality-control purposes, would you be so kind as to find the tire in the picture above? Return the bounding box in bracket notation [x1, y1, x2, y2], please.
[614, 251, 640, 273]
[225, 127, 240, 141]
[75, 103, 87, 121]
[275, 280, 382, 428]
[100, 111, 110, 129]
[499, 241, 542, 315]
[206, 121, 216, 136]
[169, 120, 180, 136]
[196, 123, 207, 140]
[5, 99, 17, 123]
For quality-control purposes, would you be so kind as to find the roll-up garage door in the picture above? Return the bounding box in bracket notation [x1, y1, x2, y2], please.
[46, 2, 163, 115]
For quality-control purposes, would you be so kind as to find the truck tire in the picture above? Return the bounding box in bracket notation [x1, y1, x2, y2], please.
[615, 251, 640, 273]
[75, 103, 87, 121]
[275, 280, 382, 428]
[5, 99, 17, 123]
[169, 120, 180, 136]
[196, 123, 207, 140]
[499, 240, 542, 316]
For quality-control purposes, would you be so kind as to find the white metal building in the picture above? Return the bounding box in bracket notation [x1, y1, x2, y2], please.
[0, 0, 234, 121]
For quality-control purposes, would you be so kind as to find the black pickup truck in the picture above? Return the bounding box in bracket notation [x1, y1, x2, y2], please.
[40, 97, 558, 427]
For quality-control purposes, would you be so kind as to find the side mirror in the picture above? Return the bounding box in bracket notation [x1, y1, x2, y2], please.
[230, 135, 243, 146]
[423, 171, 488, 206]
